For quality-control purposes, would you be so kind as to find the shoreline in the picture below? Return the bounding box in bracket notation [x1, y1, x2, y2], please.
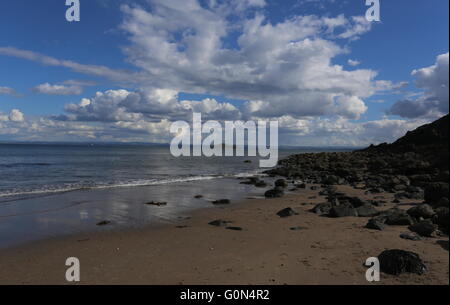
[0, 184, 448, 285]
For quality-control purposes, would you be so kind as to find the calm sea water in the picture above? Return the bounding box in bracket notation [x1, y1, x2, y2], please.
[0, 143, 351, 248]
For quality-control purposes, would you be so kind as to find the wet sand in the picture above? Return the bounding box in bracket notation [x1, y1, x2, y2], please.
[0, 185, 448, 285]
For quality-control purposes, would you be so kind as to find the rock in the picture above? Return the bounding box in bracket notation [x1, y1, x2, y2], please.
[366, 218, 387, 231]
[382, 208, 415, 226]
[276, 207, 299, 218]
[356, 204, 379, 217]
[329, 202, 357, 218]
[226, 226, 243, 231]
[290, 226, 306, 231]
[194, 195, 204, 199]
[400, 232, 422, 241]
[265, 188, 284, 198]
[434, 207, 449, 234]
[424, 183, 449, 205]
[275, 179, 288, 188]
[96, 220, 111, 226]
[212, 199, 231, 205]
[311, 202, 332, 216]
[208, 219, 232, 227]
[144, 201, 167, 206]
[409, 221, 437, 237]
[407, 204, 435, 219]
[378, 249, 427, 275]
[436, 197, 449, 208]
[296, 183, 307, 189]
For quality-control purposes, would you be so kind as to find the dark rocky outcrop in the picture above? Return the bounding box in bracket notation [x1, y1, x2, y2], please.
[263, 115, 449, 208]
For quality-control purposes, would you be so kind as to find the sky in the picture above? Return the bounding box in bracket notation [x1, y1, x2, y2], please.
[0, 0, 448, 146]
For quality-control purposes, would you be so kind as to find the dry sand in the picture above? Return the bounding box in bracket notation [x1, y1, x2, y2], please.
[0, 185, 448, 285]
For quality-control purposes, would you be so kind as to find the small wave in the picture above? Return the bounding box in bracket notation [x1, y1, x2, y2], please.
[0, 175, 222, 200]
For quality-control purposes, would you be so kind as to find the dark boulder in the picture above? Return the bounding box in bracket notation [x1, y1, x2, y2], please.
[378, 249, 427, 275]
[381, 208, 415, 226]
[408, 221, 437, 237]
[436, 197, 449, 208]
[400, 232, 422, 241]
[311, 202, 332, 216]
[275, 179, 288, 188]
[425, 183, 449, 205]
[329, 202, 357, 218]
[407, 204, 435, 219]
[265, 188, 284, 198]
[366, 217, 387, 231]
[434, 207, 449, 234]
[356, 204, 379, 217]
[276, 207, 299, 218]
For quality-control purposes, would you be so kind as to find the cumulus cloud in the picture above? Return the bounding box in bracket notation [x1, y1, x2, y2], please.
[0, 0, 438, 146]
[0, 86, 19, 97]
[118, 1, 384, 119]
[60, 88, 241, 123]
[32, 83, 84, 95]
[389, 52, 449, 119]
[0, 109, 24, 122]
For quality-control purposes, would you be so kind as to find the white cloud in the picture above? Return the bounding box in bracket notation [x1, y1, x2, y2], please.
[389, 52, 449, 118]
[347, 59, 361, 66]
[33, 83, 83, 95]
[0, 86, 19, 96]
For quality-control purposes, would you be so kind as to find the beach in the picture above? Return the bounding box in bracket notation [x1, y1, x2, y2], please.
[0, 184, 447, 285]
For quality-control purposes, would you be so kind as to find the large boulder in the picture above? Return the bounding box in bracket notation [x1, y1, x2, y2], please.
[329, 202, 358, 218]
[434, 207, 449, 234]
[275, 179, 288, 188]
[378, 249, 427, 275]
[407, 204, 435, 219]
[356, 204, 379, 217]
[381, 208, 416, 226]
[366, 218, 387, 231]
[276, 207, 299, 218]
[265, 188, 284, 198]
[408, 221, 437, 237]
[424, 183, 449, 206]
[311, 202, 333, 216]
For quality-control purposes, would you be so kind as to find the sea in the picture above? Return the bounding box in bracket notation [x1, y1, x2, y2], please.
[0, 143, 352, 248]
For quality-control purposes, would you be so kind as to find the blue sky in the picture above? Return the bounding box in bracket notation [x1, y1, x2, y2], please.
[0, 0, 448, 145]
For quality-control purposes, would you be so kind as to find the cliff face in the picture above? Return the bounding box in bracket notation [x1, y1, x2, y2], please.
[363, 114, 449, 169]
[393, 115, 449, 148]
